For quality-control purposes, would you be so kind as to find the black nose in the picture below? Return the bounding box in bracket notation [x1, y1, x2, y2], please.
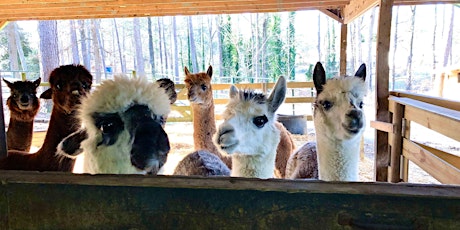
[20, 95, 29, 103]
[347, 110, 362, 128]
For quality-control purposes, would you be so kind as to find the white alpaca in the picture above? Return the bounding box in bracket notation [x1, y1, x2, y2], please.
[213, 76, 287, 179]
[313, 62, 367, 181]
[57, 76, 175, 174]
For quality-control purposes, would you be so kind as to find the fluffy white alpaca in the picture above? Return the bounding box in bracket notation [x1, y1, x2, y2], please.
[57, 76, 175, 174]
[213, 76, 287, 179]
[313, 62, 367, 181]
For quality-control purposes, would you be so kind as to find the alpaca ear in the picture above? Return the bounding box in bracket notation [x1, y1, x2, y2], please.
[33, 78, 41, 88]
[206, 65, 213, 79]
[40, 88, 52, 99]
[313, 62, 326, 95]
[2, 78, 13, 89]
[354, 64, 366, 81]
[267, 76, 287, 113]
[184, 66, 190, 76]
[57, 129, 88, 158]
[156, 78, 177, 104]
[229, 85, 239, 99]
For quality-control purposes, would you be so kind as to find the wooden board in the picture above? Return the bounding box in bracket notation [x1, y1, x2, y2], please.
[0, 171, 460, 229]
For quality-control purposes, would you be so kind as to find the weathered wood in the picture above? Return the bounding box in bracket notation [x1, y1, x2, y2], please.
[0, 79, 7, 158]
[319, 9, 343, 23]
[402, 140, 460, 185]
[370, 120, 394, 133]
[392, 97, 460, 142]
[0, 21, 7, 30]
[0, 171, 459, 229]
[390, 91, 460, 111]
[343, 0, 379, 24]
[416, 142, 460, 170]
[389, 102, 404, 183]
[374, 0, 393, 182]
[340, 23, 348, 76]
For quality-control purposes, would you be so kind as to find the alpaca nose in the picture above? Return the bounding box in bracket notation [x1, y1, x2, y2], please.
[20, 95, 29, 103]
[347, 110, 363, 128]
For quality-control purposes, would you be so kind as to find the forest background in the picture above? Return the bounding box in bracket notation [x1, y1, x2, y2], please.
[0, 4, 459, 95]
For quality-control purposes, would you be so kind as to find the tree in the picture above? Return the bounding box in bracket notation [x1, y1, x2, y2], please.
[133, 18, 145, 77]
[172, 17, 180, 80]
[432, 6, 438, 82]
[7, 23, 19, 78]
[79, 20, 91, 69]
[405, 6, 416, 91]
[113, 19, 126, 73]
[187, 16, 198, 72]
[367, 8, 376, 88]
[287, 12, 296, 80]
[69, 20, 80, 64]
[391, 6, 400, 90]
[147, 17, 156, 77]
[38, 21, 59, 81]
[443, 5, 454, 67]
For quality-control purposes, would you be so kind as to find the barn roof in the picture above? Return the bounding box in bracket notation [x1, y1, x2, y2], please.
[0, 0, 457, 24]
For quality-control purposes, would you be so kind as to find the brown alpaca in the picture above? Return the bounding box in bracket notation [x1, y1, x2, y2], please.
[0, 64, 93, 172]
[3, 78, 41, 152]
[183, 65, 232, 168]
[274, 121, 296, 178]
[285, 142, 318, 179]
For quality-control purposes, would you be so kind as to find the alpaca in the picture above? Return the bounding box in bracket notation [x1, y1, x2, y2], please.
[299, 62, 366, 181]
[172, 65, 231, 177]
[177, 66, 293, 177]
[213, 76, 287, 179]
[3, 78, 41, 152]
[285, 142, 318, 179]
[0, 64, 93, 171]
[57, 77, 175, 174]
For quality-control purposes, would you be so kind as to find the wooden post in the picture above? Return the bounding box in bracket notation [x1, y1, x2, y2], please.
[401, 119, 411, 182]
[340, 23, 348, 76]
[389, 101, 404, 182]
[0, 80, 7, 157]
[374, 0, 394, 181]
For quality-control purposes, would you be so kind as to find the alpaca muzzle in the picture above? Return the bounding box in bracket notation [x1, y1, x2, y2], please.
[343, 110, 363, 134]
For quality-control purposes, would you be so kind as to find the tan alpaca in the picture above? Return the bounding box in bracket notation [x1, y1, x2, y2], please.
[183, 65, 232, 168]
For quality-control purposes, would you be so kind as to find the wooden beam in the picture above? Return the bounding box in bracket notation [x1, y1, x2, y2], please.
[390, 91, 460, 111]
[374, 0, 393, 182]
[343, 0, 379, 24]
[403, 140, 460, 185]
[370, 120, 394, 133]
[339, 23, 347, 76]
[389, 101, 404, 183]
[0, 21, 7, 31]
[319, 8, 343, 23]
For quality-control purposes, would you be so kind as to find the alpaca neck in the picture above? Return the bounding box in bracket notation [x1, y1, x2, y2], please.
[191, 103, 218, 152]
[315, 132, 361, 181]
[7, 117, 34, 152]
[231, 151, 276, 179]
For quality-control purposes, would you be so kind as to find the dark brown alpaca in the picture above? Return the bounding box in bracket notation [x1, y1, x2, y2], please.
[183, 65, 232, 168]
[0, 64, 93, 171]
[3, 78, 41, 152]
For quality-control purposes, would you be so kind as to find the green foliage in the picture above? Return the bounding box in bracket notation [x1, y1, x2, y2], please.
[219, 15, 239, 83]
[266, 15, 286, 82]
[287, 12, 296, 80]
[0, 24, 38, 74]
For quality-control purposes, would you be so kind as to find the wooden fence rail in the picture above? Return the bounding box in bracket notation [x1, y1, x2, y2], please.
[372, 91, 460, 184]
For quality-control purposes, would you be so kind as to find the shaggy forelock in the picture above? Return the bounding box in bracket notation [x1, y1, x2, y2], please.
[237, 89, 267, 104]
[79, 76, 171, 128]
[319, 76, 367, 99]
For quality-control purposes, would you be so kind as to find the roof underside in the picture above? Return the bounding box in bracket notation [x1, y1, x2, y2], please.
[0, 0, 457, 23]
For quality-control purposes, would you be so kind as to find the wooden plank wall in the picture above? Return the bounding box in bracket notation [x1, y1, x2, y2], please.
[0, 171, 460, 229]
[379, 92, 460, 184]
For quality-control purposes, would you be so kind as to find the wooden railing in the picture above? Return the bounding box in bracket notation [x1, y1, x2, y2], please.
[372, 91, 460, 184]
[167, 81, 315, 122]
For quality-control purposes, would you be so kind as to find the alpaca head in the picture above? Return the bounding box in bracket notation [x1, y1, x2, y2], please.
[40, 64, 93, 114]
[214, 76, 287, 156]
[3, 78, 40, 117]
[184, 65, 213, 105]
[313, 62, 367, 140]
[58, 76, 175, 174]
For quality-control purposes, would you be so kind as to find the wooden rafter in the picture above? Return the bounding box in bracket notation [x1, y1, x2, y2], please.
[343, 0, 379, 24]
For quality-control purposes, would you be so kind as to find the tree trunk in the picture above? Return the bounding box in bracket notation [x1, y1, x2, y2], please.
[172, 17, 180, 81]
[38, 21, 60, 81]
[133, 18, 145, 77]
[391, 6, 400, 90]
[317, 13, 321, 61]
[157, 18, 164, 74]
[287, 12, 296, 80]
[91, 20, 102, 83]
[13, 23, 27, 72]
[69, 20, 80, 64]
[217, 15, 224, 78]
[262, 14, 269, 80]
[147, 17, 156, 78]
[188, 16, 198, 72]
[162, 18, 169, 76]
[94, 20, 107, 79]
[405, 6, 416, 91]
[367, 7, 376, 88]
[7, 23, 19, 78]
[432, 6, 438, 82]
[113, 19, 125, 73]
[443, 5, 454, 67]
[78, 20, 91, 70]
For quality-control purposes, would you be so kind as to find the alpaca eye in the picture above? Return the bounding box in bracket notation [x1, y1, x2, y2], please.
[12, 94, 17, 98]
[82, 82, 89, 89]
[100, 122, 114, 134]
[253, 115, 268, 128]
[359, 101, 364, 109]
[56, 83, 62, 91]
[201, 84, 207, 91]
[322, 100, 333, 110]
